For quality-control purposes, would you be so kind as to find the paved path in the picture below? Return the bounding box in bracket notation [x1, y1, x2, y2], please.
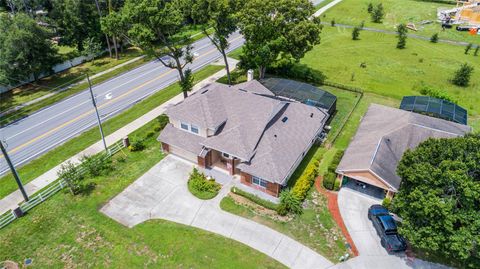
[314, 0, 343, 17]
[101, 155, 333, 269]
[0, 59, 238, 215]
[335, 187, 450, 269]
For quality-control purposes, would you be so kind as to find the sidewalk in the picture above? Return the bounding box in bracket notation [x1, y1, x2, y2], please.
[314, 0, 343, 17]
[0, 59, 238, 215]
[0, 55, 145, 118]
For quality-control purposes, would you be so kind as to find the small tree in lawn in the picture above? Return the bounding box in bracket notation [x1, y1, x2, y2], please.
[396, 23, 408, 49]
[474, 45, 479, 56]
[352, 26, 361, 40]
[452, 63, 474, 87]
[331, 19, 335, 26]
[57, 161, 84, 195]
[82, 37, 103, 65]
[465, 43, 473, 54]
[367, 2, 373, 14]
[430, 33, 438, 43]
[371, 3, 384, 23]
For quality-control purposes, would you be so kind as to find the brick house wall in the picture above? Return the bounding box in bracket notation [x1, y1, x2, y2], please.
[240, 172, 281, 197]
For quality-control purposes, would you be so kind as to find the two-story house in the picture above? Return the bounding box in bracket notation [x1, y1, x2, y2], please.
[158, 80, 329, 197]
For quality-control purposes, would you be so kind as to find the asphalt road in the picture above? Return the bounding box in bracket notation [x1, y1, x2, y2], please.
[0, 33, 244, 176]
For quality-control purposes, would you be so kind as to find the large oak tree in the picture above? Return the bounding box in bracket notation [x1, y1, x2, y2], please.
[236, 0, 321, 79]
[394, 134, 480, 266]
[120, 0, 194, 98]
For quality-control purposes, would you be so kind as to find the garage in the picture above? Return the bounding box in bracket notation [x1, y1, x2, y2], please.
[168, 144, 198, 163]
[341, 176, 386, 200]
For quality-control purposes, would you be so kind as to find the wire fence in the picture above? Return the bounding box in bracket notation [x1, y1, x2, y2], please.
[0, 140, 124, 230]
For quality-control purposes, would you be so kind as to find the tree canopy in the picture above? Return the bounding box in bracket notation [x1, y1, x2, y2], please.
[394, 134, 480, 265]
[120, 0, 194, 98]
[236, 0, 321, 78]
[50, 0, 102, 51]
[0, 13, 59, 84]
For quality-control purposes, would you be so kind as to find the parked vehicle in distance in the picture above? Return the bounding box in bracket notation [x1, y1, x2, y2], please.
[368, 205, 407, 253]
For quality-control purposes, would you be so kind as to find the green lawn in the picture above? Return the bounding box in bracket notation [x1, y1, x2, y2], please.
[303, 26, 480, 130]
[0, 120, 284, 269]
[0, 65, 225, 200]
[321, 0, 480, 43]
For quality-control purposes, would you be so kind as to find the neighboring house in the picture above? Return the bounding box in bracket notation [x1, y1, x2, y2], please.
[336, 104, 472, 198]
[158, 80, 329, 197]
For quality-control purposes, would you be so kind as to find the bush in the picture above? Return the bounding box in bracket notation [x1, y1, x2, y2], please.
[416, 82, 456, 103]
[352, 27, 361, 40]
[328, 150, 345, 174]
[371, 3, 384, 23]
[128, 140, 145, 152]
[268, 60, 327, 85]
[188, 168, 221, 200]
[452, 63, 474, 87]
[382, 197, 392, 209]
[465, 43, 472, 55]
[278, 190, 302, 215]
[156, 114, 169, 131]
[333, 177, 342, 191]
[291, 160, 319, 201]
[323, 172, 336, 190]
[57, 161, 85, 195]
[231, 187, 278, 211]
[80, 154, 112, 177]
[396, 23, 408, 49]
[430, 33, 439, 43]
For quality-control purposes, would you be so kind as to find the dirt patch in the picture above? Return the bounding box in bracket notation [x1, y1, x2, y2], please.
[227, 193, 291, 222]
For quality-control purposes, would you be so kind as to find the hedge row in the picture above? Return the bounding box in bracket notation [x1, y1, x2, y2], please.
[231, 186, 279, 211]
[291, 160, 320, 201]
[323, 150, 345, 190]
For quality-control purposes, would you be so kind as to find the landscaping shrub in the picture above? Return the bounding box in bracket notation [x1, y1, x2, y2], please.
[382, 197, 392, 209]
[333, 176, 341, 191]
[352, 27, 361, 40]
[430, 33, 439, 43]
[156, 114, 169, 130]
[57, 161, 85, 195]
[188, 168, 221, 200]
[80, 154, 113, 177]
[328, 150, 345, 174]
[291, 160, 319, 201]
[231, 187, 278, 211]
[278, 190, 302, 216]
[371, 3, 384, 23]
[128, 140, 145, 151]
[323, 171, 336, 190]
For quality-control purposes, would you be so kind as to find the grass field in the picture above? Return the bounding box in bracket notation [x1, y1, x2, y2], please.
[302, 26, 480, 130]
[0, 65, 225, 200]
[321, 0, 480, 43]
[0, 120, 283, 269]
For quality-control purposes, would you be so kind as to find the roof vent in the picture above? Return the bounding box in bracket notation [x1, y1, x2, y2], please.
[201, 89, 209, 94]
[282, 117, 288, 123]
[310, 113, 314, 118]
[274, 134, 277, 138]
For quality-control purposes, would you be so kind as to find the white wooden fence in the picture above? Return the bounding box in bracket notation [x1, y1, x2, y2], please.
[0, 141, 124, 230]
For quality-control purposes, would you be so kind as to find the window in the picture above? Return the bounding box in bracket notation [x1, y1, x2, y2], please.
[191, 125, 199, 134]
[252, 176, 268, 188]
[222, 152, 230, 158]
[180, 122, 188, 130]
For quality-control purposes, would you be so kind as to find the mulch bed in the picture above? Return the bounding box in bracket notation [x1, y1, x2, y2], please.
[314, 176, 359, 257]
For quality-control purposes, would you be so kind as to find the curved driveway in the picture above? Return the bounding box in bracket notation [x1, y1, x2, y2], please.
[0, 33, 244, 175]
[101, 155, 333, 269]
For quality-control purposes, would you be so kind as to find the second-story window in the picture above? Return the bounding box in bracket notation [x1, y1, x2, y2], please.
[181, 122, 188, 130]
[191, 125, 199, 134]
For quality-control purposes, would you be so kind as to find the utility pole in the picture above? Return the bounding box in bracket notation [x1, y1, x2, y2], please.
[0, 140, 29, 201]
[86, 74, 109, 154]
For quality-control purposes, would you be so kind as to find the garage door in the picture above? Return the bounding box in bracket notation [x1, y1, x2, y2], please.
[169, 145, 198, 163]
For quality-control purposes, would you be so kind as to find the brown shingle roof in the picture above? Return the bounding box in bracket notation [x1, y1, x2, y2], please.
[337, 104, 471, 190]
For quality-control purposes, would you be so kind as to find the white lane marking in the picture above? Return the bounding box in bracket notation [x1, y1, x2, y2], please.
[105, 92, 113, 100]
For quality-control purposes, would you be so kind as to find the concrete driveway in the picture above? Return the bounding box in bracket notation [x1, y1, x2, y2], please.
[335, 187, 449, 269]
[101, 155, 333, 269]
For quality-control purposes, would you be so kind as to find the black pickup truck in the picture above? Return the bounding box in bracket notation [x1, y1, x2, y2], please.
[368, 205, 407, 253]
